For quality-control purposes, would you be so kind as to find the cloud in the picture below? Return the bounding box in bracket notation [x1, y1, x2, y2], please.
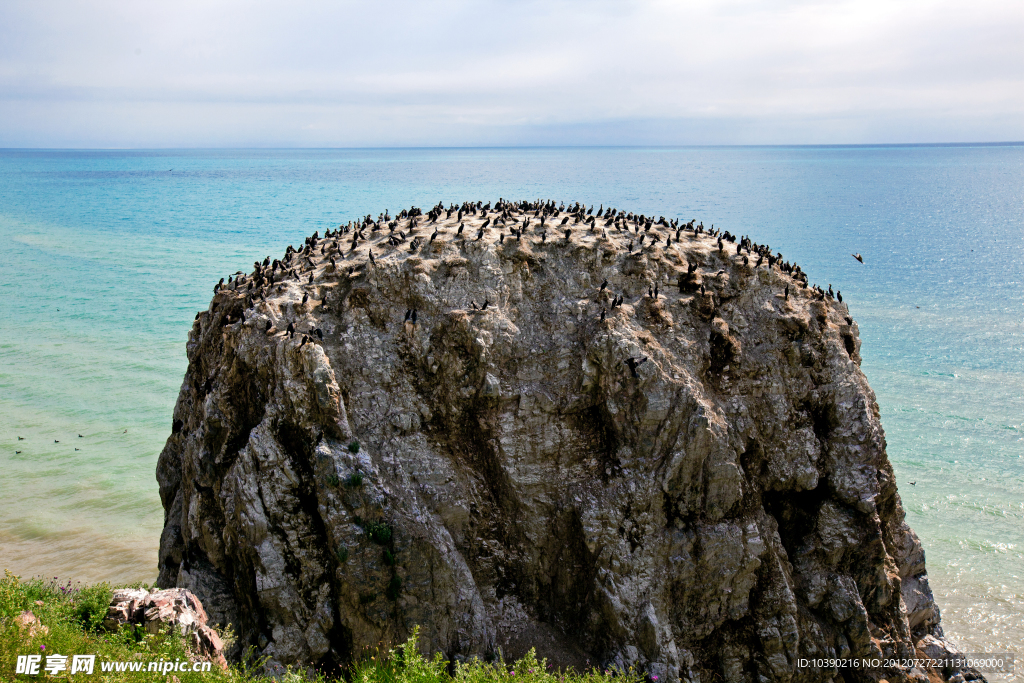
[1, 0, 1021, 146]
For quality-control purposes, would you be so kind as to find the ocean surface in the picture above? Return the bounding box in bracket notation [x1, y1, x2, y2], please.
[1, 146, 1021, 672]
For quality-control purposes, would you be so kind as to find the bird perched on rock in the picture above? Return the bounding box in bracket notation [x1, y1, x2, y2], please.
[404, 309, 412, 322]
[302, 292, 308, 304]
[624, 356, 647, 378]
[287, 322, 295, 338]
[411, 310, 418, 324]
[600, 308, 606, 321]
[852, 253, 864, 263]
[600, 279, 608, 292]
[314, 328, 323, 340]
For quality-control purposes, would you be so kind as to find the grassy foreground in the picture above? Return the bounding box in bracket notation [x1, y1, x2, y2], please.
[1, 571, 639, 683]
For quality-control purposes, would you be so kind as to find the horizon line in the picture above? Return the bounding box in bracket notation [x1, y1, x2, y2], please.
[2, 141, 1023, 153]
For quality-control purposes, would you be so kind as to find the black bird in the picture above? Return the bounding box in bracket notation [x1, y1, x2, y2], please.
[476, 229, 484, 241]
[411, 310, 417, 324]
[78, 434, 83, 438]
[287, 322, 296, 338]
[837, 291, 843, 303]
[266, 320, 273, 332]
[909, 481, 916, 486]
[600, 279, 608, 291]
[457, 223, 464, 235]
[298, 335, 309, 348]
[17, 436, 24, 440]
[540, 232, 547, 244]
[430, 230, 438, 242]
[302, 292, 309, 304]
[628, 240, 633, 253]
[405, 309, 412, 322]
[314, 328, 323, 340]
[308, 273, 314, 284]
[852, 253, 864, 263]
[700, 284, 706, 295]
[482, 300, 490, 310]
[624, 356, 647, 378]
[600, 307, 606, 321]
[500, 233, 505, 243]
[784, 285, 789, 301]
[369, 250, 376, 266]
[55, 440, 59, 443]
[15, 451, 21, 454]
[648, 286, 654, 298]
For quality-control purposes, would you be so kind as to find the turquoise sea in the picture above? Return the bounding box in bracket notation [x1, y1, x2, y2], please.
[1, 147, 1021, 668]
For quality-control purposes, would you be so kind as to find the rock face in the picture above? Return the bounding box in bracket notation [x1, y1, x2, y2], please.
[156, 201, 977, 683]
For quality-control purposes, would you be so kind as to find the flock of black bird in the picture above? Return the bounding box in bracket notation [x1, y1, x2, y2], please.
[204, 198, 863, 386]
[10, 430, 130, 456]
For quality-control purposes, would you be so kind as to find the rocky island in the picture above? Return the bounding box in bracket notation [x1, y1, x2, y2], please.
[156, 200, 978, 683]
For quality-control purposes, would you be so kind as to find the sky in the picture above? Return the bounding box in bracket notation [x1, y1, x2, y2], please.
[1, 0, 1022, 148]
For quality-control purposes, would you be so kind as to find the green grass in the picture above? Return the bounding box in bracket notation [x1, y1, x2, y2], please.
[2, 571, 640, 683]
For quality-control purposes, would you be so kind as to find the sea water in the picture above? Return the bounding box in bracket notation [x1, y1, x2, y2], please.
[1, 147, 1021, 670]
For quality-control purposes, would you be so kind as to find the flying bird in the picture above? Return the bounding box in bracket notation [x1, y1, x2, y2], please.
[852, 253, 864, 263]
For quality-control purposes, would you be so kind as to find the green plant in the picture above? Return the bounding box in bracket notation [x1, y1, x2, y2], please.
[74, 581, 113, 631]
[346, 472, 364, 487]
[383, 550, 396, 566]
[364, 521, 392, 545]
[326, 474, 341, 487]
[349, 440, 361, 453]
[359, 592, 376, 605]
[336, 547, 349, 563]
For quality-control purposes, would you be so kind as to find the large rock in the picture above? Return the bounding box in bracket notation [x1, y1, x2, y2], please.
[156, 201, 978, 682]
